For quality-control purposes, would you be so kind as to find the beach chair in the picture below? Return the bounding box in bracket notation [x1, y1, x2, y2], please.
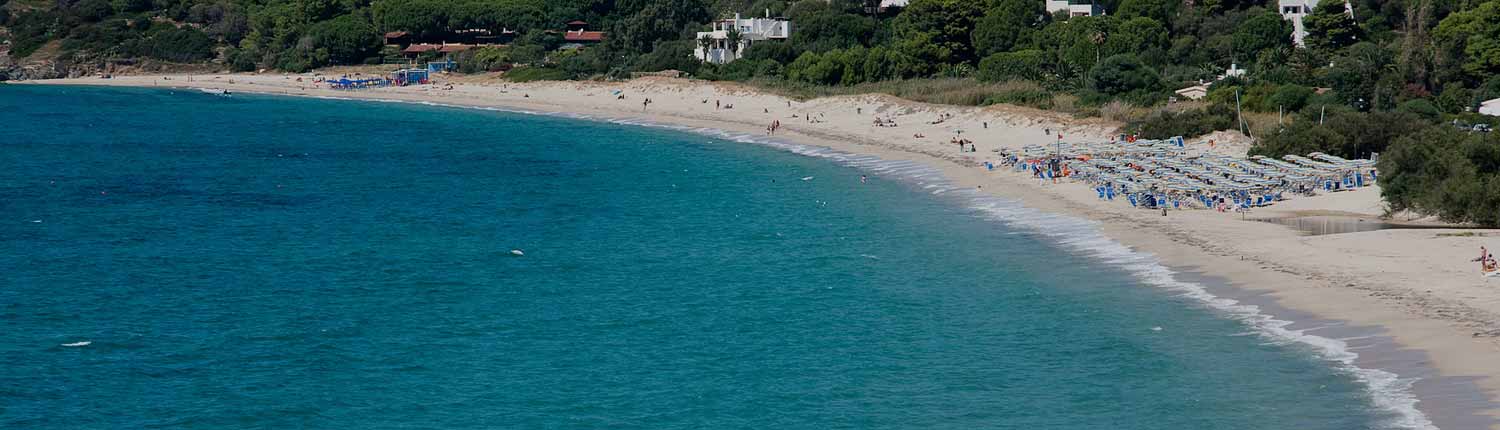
[1096, 187, 1107, 199]
[1128, 194, 1138, 207]
[1106, 187, 1116, 201]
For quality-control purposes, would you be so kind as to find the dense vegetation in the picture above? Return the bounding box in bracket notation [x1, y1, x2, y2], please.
[4, 0, 1500, 223]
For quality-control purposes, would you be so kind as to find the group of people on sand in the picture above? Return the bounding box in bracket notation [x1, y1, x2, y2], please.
[767, 120, 782, 135]
[873, 117, 900, 127]
[929, 113, 954, 125]
[1477, 246, 1499, 276]
[952, 137, 976, 152]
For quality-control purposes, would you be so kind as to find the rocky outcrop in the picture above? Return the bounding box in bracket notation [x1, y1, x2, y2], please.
[0, 44, 104, 81]
[0, 61, 73, 81]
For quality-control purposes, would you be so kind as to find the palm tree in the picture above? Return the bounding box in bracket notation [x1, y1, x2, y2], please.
[725, 27, 743, 62]
[697, 34, 715, 63]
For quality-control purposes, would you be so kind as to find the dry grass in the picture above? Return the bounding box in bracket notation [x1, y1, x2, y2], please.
[1051, 93, 1079, 113]
[746, 77, 1039, 107]
[1242, 111, 1284, 139]
[1099, 100, 1150, 123]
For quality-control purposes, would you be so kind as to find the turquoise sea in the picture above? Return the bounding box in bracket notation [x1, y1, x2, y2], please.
[1, 85, 1426, 428]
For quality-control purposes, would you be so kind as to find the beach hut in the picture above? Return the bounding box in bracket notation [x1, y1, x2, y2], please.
[394, 69, 430, 86]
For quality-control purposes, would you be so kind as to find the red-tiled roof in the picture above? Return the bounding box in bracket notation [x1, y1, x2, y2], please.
[402, 44, 477, 53]
[384, 31, 409, 39]
[567, 20, 588, 25]
[564, 30, 605, 42]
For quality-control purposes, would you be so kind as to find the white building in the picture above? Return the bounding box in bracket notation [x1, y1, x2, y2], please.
[1480, 98, 1500, 116]
[1220, 63, 1246, 80]
[1046, 0, 1103, 17]
[693, 13, 791, 64]
[1280, 0, 1355, 47]
[1175, 85, 1208, 101]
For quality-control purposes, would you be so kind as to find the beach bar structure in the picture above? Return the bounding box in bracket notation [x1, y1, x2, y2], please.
[427, 59, 457, 73]
[393, 69, 430, 86]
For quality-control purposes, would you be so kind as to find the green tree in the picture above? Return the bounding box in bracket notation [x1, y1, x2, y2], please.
[1327, 42, 1395, 110]
[112, 0, 151, 14]
[1107, 17, 1167, 57]
[725, 27, 742, 62]
[892, 0, 987, 64]
[1379, 126, 1500, 226]
[372, 0, 452, 38]
[311, 15, 380, 65]
[608, 0, 710, 54]
[1116, 0, 1176, 25]
[1303, 0, 1362, 52]
[697, 34, 714, 62]
[1434, 1, 1500, 82]
[1038, 15, 1115, 79]
[1232, 10, 1290, 61]
[1268, 84, 1314, 111]
[972, 0, 1042, 56]
[787, 7, 877, 52]
[1090, 53, 1162, 95]
[141, 27, 215, 62]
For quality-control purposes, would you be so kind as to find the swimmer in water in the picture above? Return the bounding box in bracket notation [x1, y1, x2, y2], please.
[861, 175, 868, 184]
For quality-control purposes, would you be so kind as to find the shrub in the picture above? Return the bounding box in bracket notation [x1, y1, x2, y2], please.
[977, 49, 1049, 83]
[227, 47, 257, 72]
[504, 66, 571, 82]
[457, 46, 514, 73]
[981, 80, 1053, 109]
[141, 27, 215, 62]
[1090, 54, 1162, 96]
[1251, 110, 1428, 159]
[1268, 85, 1314, 112]
[1398, 99, 1441, 121]
[1129, 103, 1236, 139]
[1379, 126, 1500, 226]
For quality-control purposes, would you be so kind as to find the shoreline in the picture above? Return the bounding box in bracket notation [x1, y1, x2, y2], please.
[21, 74, 1500, 428]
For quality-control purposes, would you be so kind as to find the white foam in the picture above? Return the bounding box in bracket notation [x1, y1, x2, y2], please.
[253, 92, 1434, 430]
[60, 341, 90, 347]
[964, 197, 1434, 430]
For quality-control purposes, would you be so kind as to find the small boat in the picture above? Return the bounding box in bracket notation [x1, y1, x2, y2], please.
[198, 88, 231, 96]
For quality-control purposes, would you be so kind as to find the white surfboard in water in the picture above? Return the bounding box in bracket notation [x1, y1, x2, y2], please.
[61, 341, 91, 347]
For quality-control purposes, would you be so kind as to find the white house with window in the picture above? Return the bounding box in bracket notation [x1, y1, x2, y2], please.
[1046, 0, 1103, 17]
[693, 13, 791, 64]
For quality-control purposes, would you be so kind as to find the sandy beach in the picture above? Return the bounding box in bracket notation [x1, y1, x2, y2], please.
[23, 72, 1500, 428]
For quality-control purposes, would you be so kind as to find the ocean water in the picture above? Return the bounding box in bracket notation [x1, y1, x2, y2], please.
[0, 85, 1421, 429]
